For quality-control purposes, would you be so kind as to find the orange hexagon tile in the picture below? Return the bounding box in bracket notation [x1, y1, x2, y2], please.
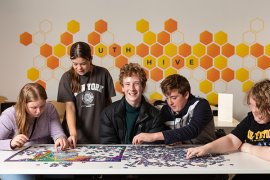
[200, 31, 213, 45]
[60, 32, 73, 46]
[88, 32, 101, 46]
[67, 20, 80, 34]
[109, 43, 121, 57]
[207, 43, 220, 58]
[115, 55, 128, 69]
[151, 43, 163, 57]
[95, 43, 107, 57]
[27, 67, 39, 81]
[136, 19, 149, 33]
[136, 43, 149, 57]
[236, 68, 249, 82]
[150, 67, 163, 81]
[122, 43, 135, 58]
[222, 68, 234, 82]
[95, 19, 107, 34]
[40, 43, 52, 58]
[158, 55, 170, 69]
[207, 68, 220, 82]
[115, 80, 123, 94]
[179, 43, 191, 57]
[157, 31, 170, 45]
[222, 43, 235, 58]
[257, 55, 270, 70]
[172, 55, 184, 69]
[250, 43, 264, 57]
[200, 55, 213, 69]
[47, 56, 59, 70]
[236, 43, 249, 57]
[36, 80, 46, 89]
[164, 18, 177, 33]
[143, 55, 156, 70]
[20, 32, 32, 46]
[200, 80, 212, 94]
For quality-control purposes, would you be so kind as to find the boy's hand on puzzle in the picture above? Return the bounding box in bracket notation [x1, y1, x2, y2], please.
[55, 137, 69, 151]
[10, 134, 29, 149]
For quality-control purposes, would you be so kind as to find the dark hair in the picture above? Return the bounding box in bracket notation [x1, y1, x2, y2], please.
[69, 42, 92, 92]
[160, 74, 191, 96]
[247, 79, 270, 118]
[15, 83, 47, 135]
[119, 63, 147, 89]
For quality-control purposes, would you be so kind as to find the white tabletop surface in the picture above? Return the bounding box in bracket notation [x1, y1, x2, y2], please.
[0, 144, 270, 175]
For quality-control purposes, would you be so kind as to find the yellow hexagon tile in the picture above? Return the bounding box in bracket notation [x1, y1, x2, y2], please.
[236, 68, 249, 82]
[67, 20, 80, 34]
[150, 92, 163, 101]
[207, 92, 218, 106]
[165, 43, 177, 57]
[95, 43, 107, 58]
[199, 80, 212, 94]
[158, 55, 170, 69]
[165, 67, 177, 78]
[214, 31, 227, 45]
[122, 43, 135, 58]
[136, 19, 149, 33]
[185, 55, 198, 69]
[242, 80, 254, 92]
[236, 43, 249, 57]
[214, 55, 227, 70]
[144, 31, 156, 45]
[53, 44, 66, 58]
[27, 67, 39, 81]
[192, 43, 205, 57]
[143, 55, 156, 70]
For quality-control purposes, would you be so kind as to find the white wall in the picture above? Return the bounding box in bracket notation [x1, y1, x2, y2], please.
[1, 0, 270, 120]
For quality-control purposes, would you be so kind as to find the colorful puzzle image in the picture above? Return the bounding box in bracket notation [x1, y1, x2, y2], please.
[4, 145, 232, 169]
[5, 145, 126, 162]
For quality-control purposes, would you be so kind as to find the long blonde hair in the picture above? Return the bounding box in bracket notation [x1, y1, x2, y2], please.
[15, 83, 47, 135]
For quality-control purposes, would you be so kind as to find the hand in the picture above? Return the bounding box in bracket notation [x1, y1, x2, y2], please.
[54, 137, 69, 151]
[67, 135, 77, 148]
[10, 134, 29, 149]
[132, 133, 156, 144]
[186, 146, 207, 159]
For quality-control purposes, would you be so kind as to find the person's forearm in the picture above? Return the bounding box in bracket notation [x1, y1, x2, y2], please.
[154, 132, 164, 141]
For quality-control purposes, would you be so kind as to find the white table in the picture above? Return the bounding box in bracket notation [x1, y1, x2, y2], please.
[0, 144, 270, 175]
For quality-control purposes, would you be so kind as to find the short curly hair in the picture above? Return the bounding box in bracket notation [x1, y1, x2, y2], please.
[247, 79, 270, 117]
[119, 63, 147, 88]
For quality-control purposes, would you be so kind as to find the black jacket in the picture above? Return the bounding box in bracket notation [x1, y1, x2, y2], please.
[100, 96, 165, 144]
[161, 95, 216, 145]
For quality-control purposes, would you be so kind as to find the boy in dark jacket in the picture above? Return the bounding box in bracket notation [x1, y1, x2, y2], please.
[100, 63, 165, 144]
[133, 74, 216, 145]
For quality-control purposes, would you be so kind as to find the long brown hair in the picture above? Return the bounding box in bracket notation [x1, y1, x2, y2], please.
[15, 83, 47, 135]
[68, 41, 92, 93]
